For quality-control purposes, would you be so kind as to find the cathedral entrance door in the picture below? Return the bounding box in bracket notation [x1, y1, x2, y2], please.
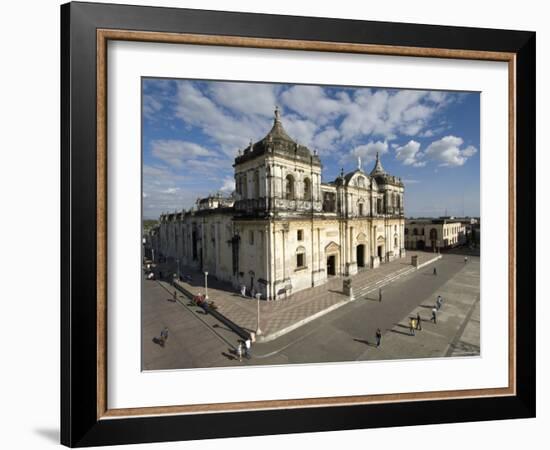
[377, 245, 383, 259]
[356, 245, 365, 268]
[326, 255, 336, 276]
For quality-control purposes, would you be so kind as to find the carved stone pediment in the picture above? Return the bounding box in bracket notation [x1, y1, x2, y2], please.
[377, 235, 386, 242]
[356, 232, 367, 243]
[325, 241, 340, 254]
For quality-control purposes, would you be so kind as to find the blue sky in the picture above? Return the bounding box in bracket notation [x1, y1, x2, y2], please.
[142, 78, 480, 219]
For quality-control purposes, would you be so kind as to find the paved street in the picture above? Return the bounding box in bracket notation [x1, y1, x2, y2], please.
[142, 252, 479, 369]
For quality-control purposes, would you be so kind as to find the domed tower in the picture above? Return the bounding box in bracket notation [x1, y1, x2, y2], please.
[369, 152, 404, 216]
[233, 107, 322, 217]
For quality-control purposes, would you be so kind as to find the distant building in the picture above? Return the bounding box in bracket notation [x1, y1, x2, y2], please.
[405, 218, 467, 251]
[150, 108, 406, 300]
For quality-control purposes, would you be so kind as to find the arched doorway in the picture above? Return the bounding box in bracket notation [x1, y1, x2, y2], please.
[356, 244, 365, 268]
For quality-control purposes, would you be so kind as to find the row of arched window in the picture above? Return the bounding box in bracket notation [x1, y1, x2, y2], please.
[236, 171, 262, 199]
[285, 174, 312, 201]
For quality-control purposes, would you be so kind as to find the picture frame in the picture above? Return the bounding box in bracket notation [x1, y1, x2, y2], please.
[60, 1, 535, 447]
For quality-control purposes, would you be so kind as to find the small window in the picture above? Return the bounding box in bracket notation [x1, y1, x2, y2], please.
[249, 230, 254, 245]
[358, 203, 364, 216]
[297, 229, 304, 241]
[297, 253, 305, 268]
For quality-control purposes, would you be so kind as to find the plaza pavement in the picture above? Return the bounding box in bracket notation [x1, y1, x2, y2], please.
[142, 252, 480, 369]
[359, 256, 480, 361]
[159, 251, 441, 342]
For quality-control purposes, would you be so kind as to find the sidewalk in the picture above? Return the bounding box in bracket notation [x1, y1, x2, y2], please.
[159, 251, 441, 343]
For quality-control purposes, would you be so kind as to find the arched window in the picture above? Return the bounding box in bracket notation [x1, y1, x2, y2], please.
[405, 228, 409, 235]
[413, 228, 418, 236]
[285, 174, 295, 200]
[253, 171, 260, 198]
[430, 228, 438, 240]
[303, 177, 311, 200]
[358, 203, 364, 216]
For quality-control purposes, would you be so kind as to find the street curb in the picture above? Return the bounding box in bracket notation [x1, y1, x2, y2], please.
[417, 254, 442, 270]
[256, 299, 349, 343]
[172, 280, 252, 341]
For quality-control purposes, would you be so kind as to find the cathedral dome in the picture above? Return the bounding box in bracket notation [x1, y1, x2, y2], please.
[369, 152, 403, 187]
[234, 107, 321, 166]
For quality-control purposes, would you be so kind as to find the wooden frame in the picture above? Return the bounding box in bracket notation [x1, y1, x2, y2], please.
[61, 1, 535, 447]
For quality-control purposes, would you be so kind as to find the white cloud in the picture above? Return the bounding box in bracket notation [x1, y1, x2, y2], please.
[143, 94, 163, 119]
[344, 140, 388, 166]
[219, 177, 236, 193]
[162, 187, 180, 194]
[463, 145, 478, 157]
[395, 140, 425, 167]
[208, 82, 278, 118]
[283, 115, 318, 148]
[339, 89, 449, 141]
[151, 140, 215, 168]
[424, 135, 477, 167]
[312, 127, 340, 152]
[281, 85, 344, 124]
[174, 81, 271, 156]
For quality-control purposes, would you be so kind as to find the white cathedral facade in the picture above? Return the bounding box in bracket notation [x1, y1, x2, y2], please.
[150, 108, 406, 300]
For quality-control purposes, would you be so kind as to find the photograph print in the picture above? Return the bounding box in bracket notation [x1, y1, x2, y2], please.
[141, 78, 480, 370]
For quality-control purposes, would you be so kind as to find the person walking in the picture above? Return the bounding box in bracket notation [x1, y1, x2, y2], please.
[240, 284, 247, 298]
[173, 290, 177, 302]
[159, 326, 169, 347]
[409, 318, 416, 336]
[464, 256, 468, 263]
[244, 338, 251, 359]
[236, 341, 243, 362]
[375, 328, 382, 348]
[416, 313, 422, 331]
[431, 307, 437, 324]
[378, 288, 382, 303]
[436, 295, 443, 310]
[433, 267, 437, 276]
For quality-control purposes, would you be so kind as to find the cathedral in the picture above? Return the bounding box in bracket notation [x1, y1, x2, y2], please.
[150, 108, 406, 300]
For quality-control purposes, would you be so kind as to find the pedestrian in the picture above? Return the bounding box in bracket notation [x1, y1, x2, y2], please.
[433, 267, 437, 276]
[244, 338, 251, 359]
[375, 328, 382, 347]
[240, 284, 247, 298]
[236, 341, 243, 362]
[431, 307, 437, 324]
[436, 295, 443, 310]
[173, 290, 177, 302]
[416, 313, 422, 330]
[409, 318, 416, 335]
[378, 288, 382, 303]
[159, 326, 169, 346]
[464, 256, 468, 263]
